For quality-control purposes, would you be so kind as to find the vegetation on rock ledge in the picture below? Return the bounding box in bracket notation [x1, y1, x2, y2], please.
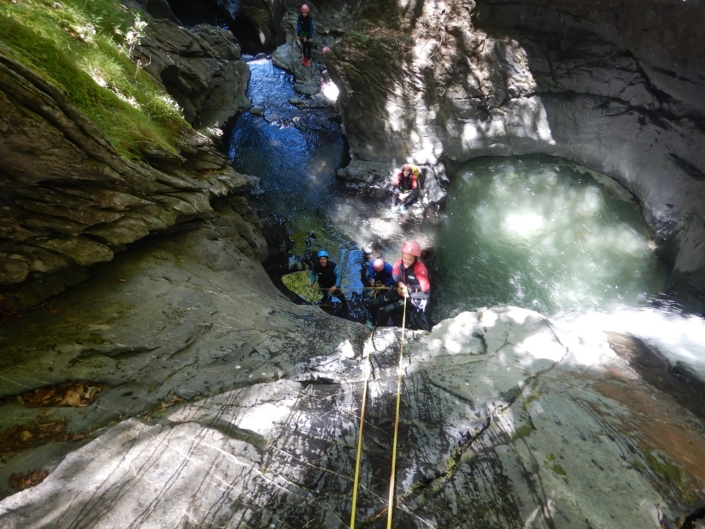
[0, 0, 185, 158]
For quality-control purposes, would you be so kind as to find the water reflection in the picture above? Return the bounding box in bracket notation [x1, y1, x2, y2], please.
[228, 61, 343, 213]
[430, 156, 668, 322]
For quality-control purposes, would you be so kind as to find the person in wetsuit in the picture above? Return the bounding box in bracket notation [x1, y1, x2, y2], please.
[391, 164, 420, 212]
[297, 4, 314, 67]
[311, 250, 348, 311]
[366, 241, 430, 329]
[366, 258, 395, 288]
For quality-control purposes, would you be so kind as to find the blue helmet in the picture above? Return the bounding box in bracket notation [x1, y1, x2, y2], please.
[317, 250, 329, 258]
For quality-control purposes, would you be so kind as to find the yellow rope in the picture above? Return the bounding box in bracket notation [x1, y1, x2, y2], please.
[349, 346, 372, 528]
[387, 295, 408, 529]
[316, 286, 391, 291]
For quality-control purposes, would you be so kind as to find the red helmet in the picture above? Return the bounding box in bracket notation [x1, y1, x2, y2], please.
[301, 4, 310, 13]
[401, 240, 421, 257]
[401, 164, 411, 172]
[372, 259, 385, 272]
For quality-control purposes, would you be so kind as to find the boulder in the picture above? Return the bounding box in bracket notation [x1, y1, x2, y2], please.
[136, 19, 251, 128]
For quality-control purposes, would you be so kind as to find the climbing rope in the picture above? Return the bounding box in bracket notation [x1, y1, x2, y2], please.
[317, 286, 391, 291]
[349, 292, 409, 528]
[387, 295, 408, 528]
[349, 343, 372, 528]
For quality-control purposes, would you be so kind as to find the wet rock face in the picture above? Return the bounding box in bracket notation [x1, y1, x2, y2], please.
[168, 0, 287, 53]
[0, 230, 701, 529]
[322, 0, 705, 308]
[136, 18, 251, 128]
[0, 9, 255, 311]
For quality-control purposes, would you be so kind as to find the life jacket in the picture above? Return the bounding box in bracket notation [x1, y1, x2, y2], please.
[394, 168, 418, 192]
[313, 260, 338, 288]
[392, 258, 430, 310]
[298, 14, 313, 37]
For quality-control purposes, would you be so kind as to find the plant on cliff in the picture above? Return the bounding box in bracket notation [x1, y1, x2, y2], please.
[0, 0, 185, 158]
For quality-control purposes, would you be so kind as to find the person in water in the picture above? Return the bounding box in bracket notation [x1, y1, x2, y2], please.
[311, 250, 348, 311]
[366, 241, 430, 329]
[296, 4, 314, 67]
[391, 164, 420, 213]
[366, 258, 395, 288]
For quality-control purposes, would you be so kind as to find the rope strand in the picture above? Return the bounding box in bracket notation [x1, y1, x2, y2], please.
[387, 296, 408, 528]
[349, 345, 372, 528]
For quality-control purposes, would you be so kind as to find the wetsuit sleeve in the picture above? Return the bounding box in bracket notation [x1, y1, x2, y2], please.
[310, 268, 316, 285]
[392, 259, 402, 283]
[334, 263, 341, 287]
[366, 262, 374, 281]
[296, 16, 301, 36]
[309, 18, 314, 38]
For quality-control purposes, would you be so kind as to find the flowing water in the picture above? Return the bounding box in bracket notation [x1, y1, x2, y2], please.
[227, 59, 425, 300]
[228, 59, 705, 377]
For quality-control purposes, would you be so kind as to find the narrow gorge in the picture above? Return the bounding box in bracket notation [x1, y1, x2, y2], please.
[0, 0, 703, 528]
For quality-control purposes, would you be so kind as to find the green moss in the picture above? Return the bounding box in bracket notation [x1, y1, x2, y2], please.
[644, 451, 683, 484]
[281, 271, 323, 302]
[0, 0, 186, 159]
[348, 32, 371, 47]
[520, 391, 541, 412]
[513, 423, 533, 439]
[551, 463, 567, 476]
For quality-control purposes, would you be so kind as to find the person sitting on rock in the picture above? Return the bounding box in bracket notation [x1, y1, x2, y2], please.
[311, 250, 348, 311]
[366, 241, 430, 330]
[296, 4, 314, 67]
[366, 258, 395, 289]
[391, 164, 420, 213]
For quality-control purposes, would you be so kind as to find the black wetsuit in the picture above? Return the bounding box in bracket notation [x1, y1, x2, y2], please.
[297, 14, 313, 61]
[312, 259, 347, 307]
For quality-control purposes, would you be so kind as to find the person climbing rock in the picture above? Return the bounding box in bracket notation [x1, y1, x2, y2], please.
[366, 241, 430, 330]
[366, 258, 395, 288]
[391, 164, 420, 213]
[311, 250, 348, 311]
[297, 4, 314, 67]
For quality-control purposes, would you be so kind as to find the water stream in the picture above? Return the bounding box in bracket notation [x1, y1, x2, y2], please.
[228, 59, 705, 378]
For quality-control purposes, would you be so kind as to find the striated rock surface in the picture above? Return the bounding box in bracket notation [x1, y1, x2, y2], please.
[0, 214, 702, 527]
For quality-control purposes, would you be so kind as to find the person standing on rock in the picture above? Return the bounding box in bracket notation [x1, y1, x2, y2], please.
[391, 164, 420, 213]
[311, 250, 348, 311]
[297, 4, 314, 67]
[366, 241, 430, 330]
[366, 258, 395, 289]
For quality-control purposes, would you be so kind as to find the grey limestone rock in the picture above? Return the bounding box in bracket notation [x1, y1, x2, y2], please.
[136, 19, 251, 128]
[0, 32, 252, 309]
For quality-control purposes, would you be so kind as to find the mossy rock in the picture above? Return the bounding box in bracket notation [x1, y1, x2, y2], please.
[281, 271, 322, 302]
